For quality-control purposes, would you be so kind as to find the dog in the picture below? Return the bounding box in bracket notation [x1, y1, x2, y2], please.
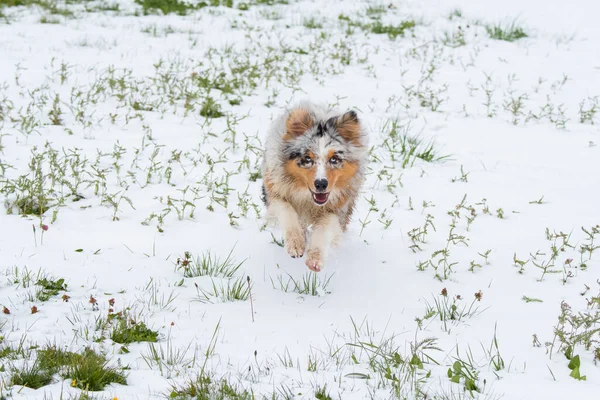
[261, 101, 368, 271]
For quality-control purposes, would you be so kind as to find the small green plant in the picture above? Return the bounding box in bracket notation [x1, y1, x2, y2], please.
[200, 97, 224, 118]
[110, 315, 159, 344]
[579, 96, 599, 124]
[315, 384, 332, 400]
[176, 248, 244, 278]
[271, 272, 333, 296]
[135, 0, 206, 15]
[485, 21, 527, 42]
[483, 324, 505, 372]
[35, 277, 66, 301]
[303, 17, 323, 29]
[195, 277, 251, 303]
[170, 375, 251, 399]
[522, 296, 543, 303]
[423, 289, 484, 332]
[548, 299, 600, 367]
[447, 357, 480, 394]
[451, 165, 469, 183]
[371, 20, 416, 39]
[366, 4, 387, 18]
[567, 354, 586, 380]
[379, 119, 449, 168]
[529, 195, 545, 204]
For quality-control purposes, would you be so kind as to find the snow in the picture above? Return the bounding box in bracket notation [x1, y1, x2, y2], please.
[0, 0, 599, 399]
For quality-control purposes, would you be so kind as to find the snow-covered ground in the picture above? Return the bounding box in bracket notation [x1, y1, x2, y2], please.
[1, 0, 599, 399]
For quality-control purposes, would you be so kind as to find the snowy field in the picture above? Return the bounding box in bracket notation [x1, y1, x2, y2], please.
[0, 0, 599, 399]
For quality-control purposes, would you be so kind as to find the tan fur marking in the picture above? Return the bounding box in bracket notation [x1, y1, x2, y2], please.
[327, 161, 359, 192]
[334, 112, 361, 145]
[284, 158, 316, 190]
[284, 108, 314, 140]
[264, 174, 275, 195]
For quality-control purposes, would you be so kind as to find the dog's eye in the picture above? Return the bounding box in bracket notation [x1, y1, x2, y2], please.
[329, 155, 341, 165]
[300, 155, 313, 166]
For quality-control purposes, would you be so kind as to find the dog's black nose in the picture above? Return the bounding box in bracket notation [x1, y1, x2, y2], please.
[314, 179, 328, 192]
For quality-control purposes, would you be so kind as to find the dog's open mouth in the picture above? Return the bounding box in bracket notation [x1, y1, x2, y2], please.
[312, 192, 329, 206]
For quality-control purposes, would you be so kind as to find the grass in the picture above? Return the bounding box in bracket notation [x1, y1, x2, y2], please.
[199, 97, 224, 118]
[37, 345, 81, 371]
[379, 119, 450, 168]
[371, 20, 416, 39]
[366, 4, 387, 19]
[338, 14, 416, 39]
[303, 17, 323, 29]
[135, 0, 207, 15]
[64, 348, 127, 391]
[170, 375, 252, 399]
[10, 363, 53, 389]
[0, 1, 598, 399]
[315, 384, 332, 400]
[176, 248, 244, 278]
[271, 271, 334, 296]
[195, 277, 251, 303]
[485, 21, 527, 42]
[7, 345, 127, 391]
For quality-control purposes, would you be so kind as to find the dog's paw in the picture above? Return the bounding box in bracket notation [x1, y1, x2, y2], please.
[305, 248, 323, 272]
[285, 230, 305, 258]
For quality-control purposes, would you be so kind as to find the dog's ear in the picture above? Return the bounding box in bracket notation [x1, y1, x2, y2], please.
[285, 108, 314, 139]
[333, 111, 361, 144]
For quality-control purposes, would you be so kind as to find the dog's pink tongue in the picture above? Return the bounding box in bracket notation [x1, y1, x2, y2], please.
[315, 193, 328, 202]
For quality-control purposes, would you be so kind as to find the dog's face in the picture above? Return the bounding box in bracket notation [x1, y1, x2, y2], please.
[281, 108, 363, 207]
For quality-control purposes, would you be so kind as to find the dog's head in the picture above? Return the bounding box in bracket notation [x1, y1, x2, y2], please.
[281, 108, 365, 207]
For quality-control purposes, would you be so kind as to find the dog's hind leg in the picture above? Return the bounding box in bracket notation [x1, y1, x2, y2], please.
[305, 214, 342, 272]
[268, 198, 306, 258]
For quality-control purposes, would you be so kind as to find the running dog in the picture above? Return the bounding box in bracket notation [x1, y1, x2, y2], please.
[261, 101, 368, 271]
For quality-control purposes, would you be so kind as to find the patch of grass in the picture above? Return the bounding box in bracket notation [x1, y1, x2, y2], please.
[64, 348, 127, 391]
[199, 97, 224, 118]
[522, 295, 543, 303]
[338, 15, 416, 39]
[0, 0, 26, 6]
[380, 119, 450, 168]
[134, 0, 207, 16]
[176, 248, 244, 278]
[448, 8, 462, 20]
[0, 336, 30, 361]
[302, 17, 323, 29]
[35, 277, 66, 301]
[271, 272, 333, 296]
[110, 315, 158, 344]
[420, 290, 485, 332]
[370, 20, 416, 39]
[366, 4, 387, 19]
[9, 345, 81, 390]
[447, 352, 481, 394]
[195, 277, 251, 303]
[252, 0, 287, 4]
[37, 345, 81, 372]
[25, 345, 126, 391]
[315, 384, 332, 400]
[170, 374, 252, 399]
[10, 363, 53, 389]
[485, 21, 527, 42]
[39, 15, 60, 23]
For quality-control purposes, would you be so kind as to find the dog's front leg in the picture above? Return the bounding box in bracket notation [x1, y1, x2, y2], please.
[268, 198, 306, 258]
[305, 214, 342, 272]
